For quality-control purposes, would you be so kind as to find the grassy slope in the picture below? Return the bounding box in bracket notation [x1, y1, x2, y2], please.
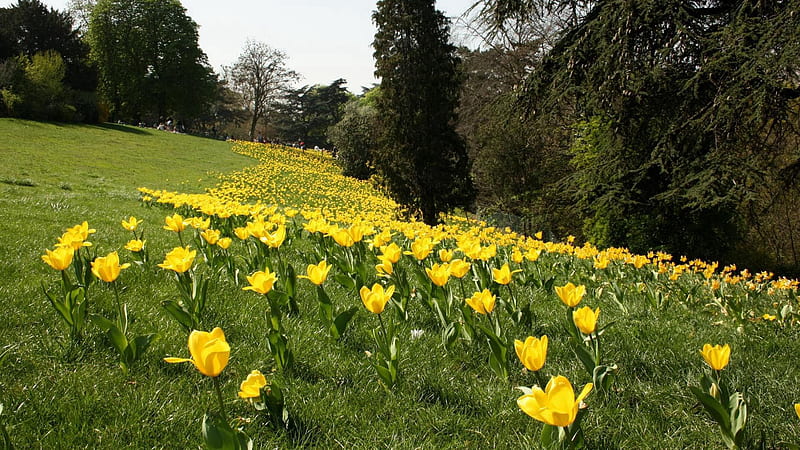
[1, 118, 799, 449]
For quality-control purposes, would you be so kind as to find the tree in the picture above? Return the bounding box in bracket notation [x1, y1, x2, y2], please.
[373, 0, 474, 225]
[274, 79, 353, 147]
[474, 0, 800, 266]
[225, 40, 297, 139]
[327, 88, 381, 180]
[87, 0, 216, 123]
[0, 0, 97, 120]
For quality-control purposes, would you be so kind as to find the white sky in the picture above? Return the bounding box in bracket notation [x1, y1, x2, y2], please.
[4, 0, 480, 93]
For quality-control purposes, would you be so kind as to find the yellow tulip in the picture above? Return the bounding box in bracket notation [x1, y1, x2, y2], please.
[517, 375, 593, 427]
[555, 282, 585, 307]
[163, 214, 186, 233]
[380, 243, 402, 264]
[164, 327, 230, 377]
[466, 289, 496, 315]
[406, 237, 434, 260]
[157, 247, 196, 273]
[56, 229, 92, 250]
[260, 226, 286, 248]
[511, 248, 523, 264]
[360, 283, 395, 314]
[243, 268, 278, 294]
[795, 403, 800, 420]
[439, 249, 454, 262]
[448, 259, 471, 278]
[700, 344, 731, 371]
[375, 259, 394, 276]
[238, 370, 267, 399]
[426, 263, 451, 287]
[492, 263, 521, 285]
[515, 335, 548, 372]
[234, 227, 250, 240]
[41, 246, 74, 271]
[187, 217, 211, 230]
[217, 237, 232, 249]
[125, 239, 145, 252]
[91, 251, 131, 282]
[298, 261, 331, 285]
[121, 216, 142, 231]
[573, 306, 600, 335]
[524, 248, 541, 262]
[200, 229, 220, 245]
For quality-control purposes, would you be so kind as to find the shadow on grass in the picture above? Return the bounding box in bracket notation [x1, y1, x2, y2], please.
[93, 123, 150, 135]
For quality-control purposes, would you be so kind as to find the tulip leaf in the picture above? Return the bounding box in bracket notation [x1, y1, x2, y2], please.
[690, 386, 732, 434]
[574, 344, 597, 375]
[161, 300, 196, 332]
[332, 307, 358, 339]
[202, 411, 252, 450]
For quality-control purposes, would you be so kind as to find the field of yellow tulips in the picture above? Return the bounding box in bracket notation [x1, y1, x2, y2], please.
[3, 120, 800, 448]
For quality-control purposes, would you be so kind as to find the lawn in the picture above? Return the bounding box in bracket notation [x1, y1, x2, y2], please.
[1, 118, 799, 449]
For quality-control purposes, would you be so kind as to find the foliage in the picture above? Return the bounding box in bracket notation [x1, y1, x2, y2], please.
[472, 0, 800, 270]
[87, 0, 216, 123]
[273, 79, 353, 148]
[224, 39, 298, 140]
[327, 93, 380, 180]
[0, 0, 98, 121]
[372, 0, 474, 225]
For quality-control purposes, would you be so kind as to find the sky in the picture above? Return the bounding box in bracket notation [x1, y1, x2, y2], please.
[5, 0, 481, 93]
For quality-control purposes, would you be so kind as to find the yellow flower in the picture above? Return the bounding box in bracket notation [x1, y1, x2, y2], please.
[555, 282, 585, 307]
[200, 229, 220, 245]
[331, 228, 355, 247]
[380, 243, 403, 264]
[121, 216, 142, 231]
[56, 229, 92, 250]
[157, 247, 196, 273]
[511, 248, 523, 264]
[492, 263, 521, 285]
[186, 217, 211, 230]
[525, 248, 541, 262]
[573, 306, 600, 334]
[234, 227, 250, 240]
[260, 226, 286, 248]
[466, 289, 496, 315]
[439, 249, 454, 263]
[243, 268, 278, 294]
[515, 335, 548, 372]
[91, 251, 131, 282]
[406, 237, 434, 260]
[449, 259, 471, 278]
[125, 239, 145, 252]
[41, 246, 74, 271]
[517, 375, 593, 427]
[298, 261, 331, 285]
[164, 327, 230, 377]
[795, 403, 800, 420]
[238, 370, 267, 399]
[425, 263, 451, 287]
[163, 214, 186, 233]
[700, 344, 731, 371]
[217, 237, 232, 249]
[593, 255, 610, 269]
[360, 283, 395, 314]
[375, 259, 394, 276]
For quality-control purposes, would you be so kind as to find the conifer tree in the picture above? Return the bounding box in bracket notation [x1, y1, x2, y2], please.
[373, 0, 474, 225]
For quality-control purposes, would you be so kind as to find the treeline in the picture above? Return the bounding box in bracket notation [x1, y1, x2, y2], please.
[0, 0, 354, 146]
[329, 0, 800, 274]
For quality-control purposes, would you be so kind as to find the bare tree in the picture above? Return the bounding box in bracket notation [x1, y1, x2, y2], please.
[225, 39, 297, 139]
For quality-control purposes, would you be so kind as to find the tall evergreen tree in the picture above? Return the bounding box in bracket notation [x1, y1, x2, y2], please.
[373, 0, 474, 225]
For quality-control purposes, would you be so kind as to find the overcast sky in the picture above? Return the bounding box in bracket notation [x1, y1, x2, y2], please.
[4, 0, 480, 93]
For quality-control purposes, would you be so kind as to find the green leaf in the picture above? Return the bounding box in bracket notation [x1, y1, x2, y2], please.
[332, 307, 358, 339]
[574, 343, 597, 375]
[161, 300, 196, 331]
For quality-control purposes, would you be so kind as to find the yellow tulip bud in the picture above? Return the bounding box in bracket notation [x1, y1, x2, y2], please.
[515, 335, 547, 372]
[700, 344, 731, 371]
[164, 327, 230, 377]
[238, 370, 267, 399]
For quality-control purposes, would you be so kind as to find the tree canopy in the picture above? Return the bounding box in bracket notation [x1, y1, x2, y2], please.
[373, 0, 474, 224]
[87, 0, 216, 123]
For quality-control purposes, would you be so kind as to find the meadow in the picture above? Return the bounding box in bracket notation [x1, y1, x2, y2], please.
[1, 118, 799, 449]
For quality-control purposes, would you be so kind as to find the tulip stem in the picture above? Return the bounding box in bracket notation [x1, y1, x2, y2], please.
[378, 312, 388, 347]
[112, 281, 126, 334]
[212, 376, 226, 417]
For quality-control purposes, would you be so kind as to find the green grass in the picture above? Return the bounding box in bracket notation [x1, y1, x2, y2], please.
[1, 118, 800, 449]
